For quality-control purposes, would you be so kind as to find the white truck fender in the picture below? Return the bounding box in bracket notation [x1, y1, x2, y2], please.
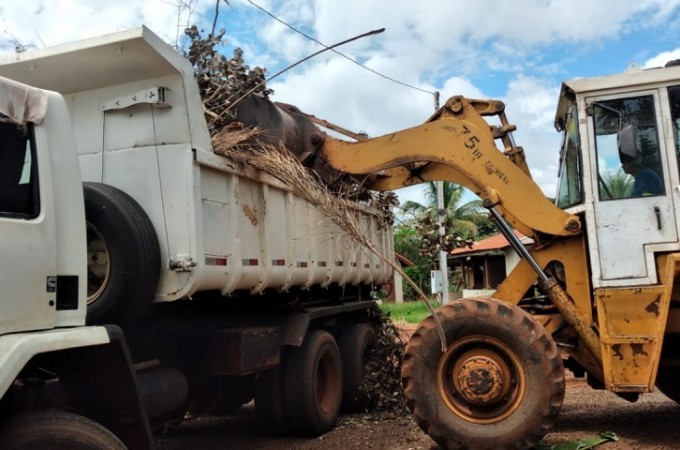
[0, 326, 110, 398]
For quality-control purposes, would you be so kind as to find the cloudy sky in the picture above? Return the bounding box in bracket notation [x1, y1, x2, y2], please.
[2, 0, 680, 206]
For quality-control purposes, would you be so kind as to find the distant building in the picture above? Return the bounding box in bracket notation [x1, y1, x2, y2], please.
[449, 230, 533, 298]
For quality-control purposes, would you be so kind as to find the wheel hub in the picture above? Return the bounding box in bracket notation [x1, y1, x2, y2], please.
[455, 355, 506, 405]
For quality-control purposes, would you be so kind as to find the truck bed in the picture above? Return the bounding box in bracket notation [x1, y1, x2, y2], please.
[0, 26, 394, 301]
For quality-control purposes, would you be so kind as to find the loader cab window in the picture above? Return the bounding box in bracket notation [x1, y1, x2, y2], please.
[668, 86, 680, 177]
[0, 120, 39, 218]
[592, 95, 664, 200]
[556, 105, 583, 209]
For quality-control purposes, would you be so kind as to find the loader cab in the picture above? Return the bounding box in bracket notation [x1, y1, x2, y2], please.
[555, 64, 680, 288]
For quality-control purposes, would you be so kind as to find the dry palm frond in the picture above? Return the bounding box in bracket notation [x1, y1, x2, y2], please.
[212, 128, 447, 353]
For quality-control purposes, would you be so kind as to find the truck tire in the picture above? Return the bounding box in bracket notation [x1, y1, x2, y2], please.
[84, 182, 160, 326]
[284, 330, 343, 436]
[338, 323, 377, 412]
[0, 411, 126, 449]
[402, 297, 565, 450]
[255, 365, 289, 435]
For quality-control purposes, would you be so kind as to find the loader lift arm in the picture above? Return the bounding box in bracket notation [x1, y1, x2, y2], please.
[318, 94, 601, 364]
[320, 95, 581, 239]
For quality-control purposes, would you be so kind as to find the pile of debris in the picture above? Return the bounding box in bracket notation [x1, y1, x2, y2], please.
[363, 307, 408, 412]
[184, 26, 398, 227]
[184, 25, 272, 135]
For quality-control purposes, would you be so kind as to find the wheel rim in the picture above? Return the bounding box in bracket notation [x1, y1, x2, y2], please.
[86, 222, 111, 305]
[437, 335, 525, 424]
[316, 352, 339, 414]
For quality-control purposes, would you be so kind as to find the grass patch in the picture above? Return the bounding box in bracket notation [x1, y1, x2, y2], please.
[380, 300, 438, 324]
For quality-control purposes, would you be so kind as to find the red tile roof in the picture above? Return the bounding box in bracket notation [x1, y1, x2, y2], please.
[450, 230, 530, 256]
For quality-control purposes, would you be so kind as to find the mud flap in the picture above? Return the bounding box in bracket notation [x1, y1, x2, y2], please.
[47, 325, 153, 450]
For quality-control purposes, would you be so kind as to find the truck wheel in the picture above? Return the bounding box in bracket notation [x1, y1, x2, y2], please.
[339, 323, 376, 412]
[0, 411, 126, 449]
[255, 365, 289, 434]
[284, 330, 343, 436]
[402, 298, 565, 450]
[84, 182, 160, 325]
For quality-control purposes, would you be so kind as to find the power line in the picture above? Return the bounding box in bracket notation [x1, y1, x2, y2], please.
[245, 0, 437, 98]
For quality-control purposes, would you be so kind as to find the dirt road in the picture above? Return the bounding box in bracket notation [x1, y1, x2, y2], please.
[156, 379, 680, 450]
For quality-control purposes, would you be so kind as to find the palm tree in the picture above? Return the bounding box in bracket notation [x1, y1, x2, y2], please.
[600, 169, 633, 199]
[401, 182, 488, 240]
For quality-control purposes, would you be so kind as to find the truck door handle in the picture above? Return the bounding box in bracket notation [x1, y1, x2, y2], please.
[654, 206, 661, 230]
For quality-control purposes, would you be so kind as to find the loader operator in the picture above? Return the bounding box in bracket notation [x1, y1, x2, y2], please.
[621, 154, 664, 197]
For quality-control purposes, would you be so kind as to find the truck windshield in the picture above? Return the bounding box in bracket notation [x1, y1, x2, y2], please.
[556, 105, 583, 209]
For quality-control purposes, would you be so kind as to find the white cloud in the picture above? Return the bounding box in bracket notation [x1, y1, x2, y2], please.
[643, 48, 680, 68]
[503, 76, 562, 196]
[0, 0, 215, 52]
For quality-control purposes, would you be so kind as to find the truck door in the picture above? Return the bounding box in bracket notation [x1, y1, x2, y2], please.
[0, 121, 57, 334]
[588, 91, 678, 286]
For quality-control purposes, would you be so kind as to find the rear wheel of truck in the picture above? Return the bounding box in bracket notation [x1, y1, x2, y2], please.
[0, 411, 126, 449]
[284, 330, 343, 436]
[84, 182, 160, 326]
[338, 323, 377, 412]
[402, 297, 565, 450]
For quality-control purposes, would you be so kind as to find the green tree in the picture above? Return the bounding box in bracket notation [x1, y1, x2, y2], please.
[393, 224, 432, 300]
[601, 169, 633, 199]
[401, 182, 495, 257]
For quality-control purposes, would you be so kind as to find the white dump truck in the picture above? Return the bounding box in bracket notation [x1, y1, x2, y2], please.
[0, 27, 393, 448]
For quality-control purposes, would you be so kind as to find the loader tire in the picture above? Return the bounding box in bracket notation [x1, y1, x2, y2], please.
[338, 323, 377, 412]
[284, 330, 343, 436]
[655, 335, 680, 403]
[0, 410, 126, 449]
[84, 182, 160, 326]
[402, 297, 565, 450]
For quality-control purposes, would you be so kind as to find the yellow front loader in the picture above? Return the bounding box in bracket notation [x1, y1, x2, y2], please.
[251, 62, 680, 449]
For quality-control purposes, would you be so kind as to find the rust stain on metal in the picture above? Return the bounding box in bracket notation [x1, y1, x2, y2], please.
[645, 297, 660, 316]
[631, 344, 647, 357]
[242, 204, 258, 226]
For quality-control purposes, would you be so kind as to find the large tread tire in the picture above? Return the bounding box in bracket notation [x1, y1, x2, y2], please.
[0, 411, 126, 449]
[655, 366, 680, 402]
[655, 335, 680, 402]
[284, 330, 343, 436]
[338, 323, 377, 412]
[83, 182, 160, 326]
[255, 364, 289, 435]
[402, 297, 565, 450]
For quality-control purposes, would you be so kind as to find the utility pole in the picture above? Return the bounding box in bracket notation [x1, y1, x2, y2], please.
[437, 181, 450, 304]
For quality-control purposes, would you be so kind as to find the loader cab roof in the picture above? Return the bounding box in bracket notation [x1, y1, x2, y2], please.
[554, 62, 680, 131]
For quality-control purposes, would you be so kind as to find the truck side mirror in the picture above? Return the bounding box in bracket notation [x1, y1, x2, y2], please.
[618, 124, 638, 163]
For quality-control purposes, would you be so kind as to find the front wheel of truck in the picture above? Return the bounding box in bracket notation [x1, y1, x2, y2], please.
[83, 182, 160, 326]
[402, 297, 565, 450]
[0, 411, 126, 449]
